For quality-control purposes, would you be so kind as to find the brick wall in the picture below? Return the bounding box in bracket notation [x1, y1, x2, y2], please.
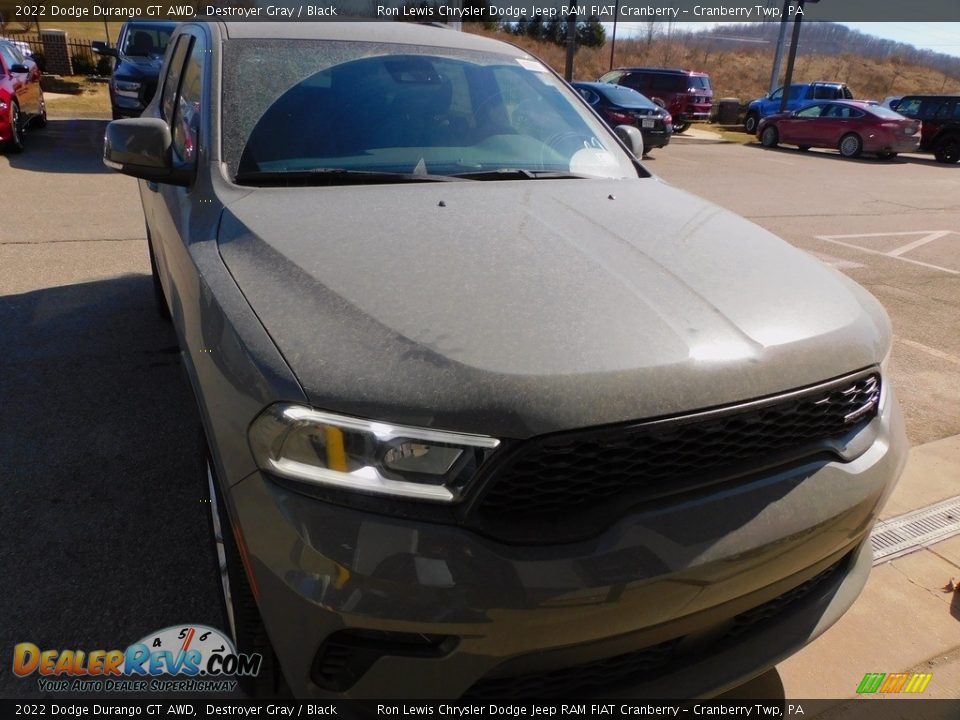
[41, 30, 72, 75]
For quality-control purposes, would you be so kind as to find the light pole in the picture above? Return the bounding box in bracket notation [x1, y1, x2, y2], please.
[609, 0, 620, 71]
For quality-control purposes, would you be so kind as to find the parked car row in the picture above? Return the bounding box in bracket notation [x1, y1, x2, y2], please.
[0, 39, 45, 152]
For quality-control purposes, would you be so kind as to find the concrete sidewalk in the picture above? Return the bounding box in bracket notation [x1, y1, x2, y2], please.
[728, 434, 960, 702]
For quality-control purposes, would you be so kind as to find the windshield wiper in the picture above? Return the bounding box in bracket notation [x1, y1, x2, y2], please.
[449, 169, 589, 181]
[234, 168, 464, 186]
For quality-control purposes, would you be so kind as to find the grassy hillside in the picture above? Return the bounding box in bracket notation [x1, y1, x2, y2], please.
[470, 27, 960, 103]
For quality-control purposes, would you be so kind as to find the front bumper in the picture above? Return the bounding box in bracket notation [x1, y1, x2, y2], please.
[229, 385, 907, 698]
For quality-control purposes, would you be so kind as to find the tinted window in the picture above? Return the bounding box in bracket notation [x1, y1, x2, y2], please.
[122, 25, 174, 57]
[689, 76, 711, 91]
[594, 84, 658, 110]
[224, 40, 637, 182]
[160, 36, 191, 122]
[647, 74, 686, 92]
[796, 104, 824, 118]
[896, 98, 921, 117]
[172, 36, 204, 166]
[919, 98, 947, 120]
[813, 85, 840, 100]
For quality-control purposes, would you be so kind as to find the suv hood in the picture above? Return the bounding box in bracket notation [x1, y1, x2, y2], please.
[217, 178, 889, 438]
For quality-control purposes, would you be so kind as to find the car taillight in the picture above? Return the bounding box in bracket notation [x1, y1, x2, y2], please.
[664, 114, 672, 124]
[605, 109, 634, 125]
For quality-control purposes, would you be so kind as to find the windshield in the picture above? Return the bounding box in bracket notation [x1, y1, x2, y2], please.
[868, 105, 909, 120]
[223, 39, 638, 184]
[595, 84, 658, 110]
[122, 25, 174, 57]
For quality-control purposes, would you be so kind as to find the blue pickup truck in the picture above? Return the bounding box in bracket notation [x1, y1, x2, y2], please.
[744, 82, 854, 133]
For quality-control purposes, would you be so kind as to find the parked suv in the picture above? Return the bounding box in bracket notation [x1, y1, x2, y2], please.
[93, 21, 178, 119]
[744, 82, 854, 134]
[599, 67, 711, 133]
[892, 95, 960, 163]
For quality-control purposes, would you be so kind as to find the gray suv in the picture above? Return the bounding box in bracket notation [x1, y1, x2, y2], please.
[104, 22, 907, 698]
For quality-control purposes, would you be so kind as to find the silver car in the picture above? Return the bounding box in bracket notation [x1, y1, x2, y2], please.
[104, 22, 907, 698]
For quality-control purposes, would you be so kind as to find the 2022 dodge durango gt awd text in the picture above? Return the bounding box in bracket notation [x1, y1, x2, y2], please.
[104, 22, 907, 699]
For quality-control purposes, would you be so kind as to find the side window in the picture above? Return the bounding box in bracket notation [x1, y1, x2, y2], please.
[769, 87, 783, 101]
[620, 73, 644, 92]
[577, 88, 599, 105]
[598, 71, 623, 85]
[172, 35, 205, 166]
[842, 86, 853, 99]
[896, 98, 921, 117]
[953, 102, 960, 120]
[160, 35, 192, 123]
[918, 98, 944, 120]
[796, 104, 824, 118]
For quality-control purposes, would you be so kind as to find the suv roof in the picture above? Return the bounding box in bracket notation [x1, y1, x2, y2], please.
[614, 67, 708, 76]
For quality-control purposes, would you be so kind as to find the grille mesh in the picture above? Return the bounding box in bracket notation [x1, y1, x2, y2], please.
[477, 373, 880, 519]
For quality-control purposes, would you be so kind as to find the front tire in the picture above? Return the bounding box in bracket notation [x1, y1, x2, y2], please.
[760, 125, 778, 148]
[797, 145, 810, 152]
[207, 455, 286, 697]
[5, 102, 25, 153]
[672, 121, 690, 134]
[147, 232, 172, 321]
[744, 113, 759, 134]
[839, 133, 863, 158]
[933, 135, 960, 164]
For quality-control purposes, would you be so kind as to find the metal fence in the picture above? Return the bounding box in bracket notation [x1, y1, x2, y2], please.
[4, 32, 111, 75]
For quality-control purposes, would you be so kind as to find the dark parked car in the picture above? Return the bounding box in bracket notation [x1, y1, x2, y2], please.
[0, 39, 45, 152]
[572, 81, 672, 152]
[93, 21, 178, 119]
[757, 100, 921, 159]
[598, 67, 711, 134]
[892, 95, 960, 163]
[104, 22, 905, 698]
[744, 82, 854, 134]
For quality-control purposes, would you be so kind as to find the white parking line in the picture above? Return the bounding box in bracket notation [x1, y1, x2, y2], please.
[887, 231, 953, 257]
[894, 336, 960, 367]
[805, 250, 866, 270]
[814, 231, 960, 276]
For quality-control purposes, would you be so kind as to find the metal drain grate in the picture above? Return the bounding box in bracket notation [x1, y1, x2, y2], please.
[871, 496, 960, 563]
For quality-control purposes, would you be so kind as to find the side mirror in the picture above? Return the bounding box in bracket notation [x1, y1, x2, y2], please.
[10, 63, 30, 74]
[614, 124, 645, 159]
[92, 42, 117, 57]
[103, 118, 191, 186]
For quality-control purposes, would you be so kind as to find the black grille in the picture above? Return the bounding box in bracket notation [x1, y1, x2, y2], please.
[475, 372, 880, 529]
[464, 556, 846, 699]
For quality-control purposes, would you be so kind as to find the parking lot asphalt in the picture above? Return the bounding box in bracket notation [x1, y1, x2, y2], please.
[1, 118, 957, 702]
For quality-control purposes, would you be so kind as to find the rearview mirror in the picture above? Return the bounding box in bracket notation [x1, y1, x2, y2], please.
[92, 42, 117, 57]
[614, 124, 645, 159]
[103, 118, 191, 186]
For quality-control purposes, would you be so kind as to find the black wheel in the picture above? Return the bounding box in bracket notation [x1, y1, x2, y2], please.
[147, 232, 172, 321]
[760, 125, 778, 148]
[34, 91, 47, 128]
[5, 102, 25, 153]
[206, 453, 286, 697]
[672, 121, 690, 134]
[933, 135, 960, 164]
[744, 113, 759, 134]
[797, 145, 811, 152]
[838, 133, 862, 158]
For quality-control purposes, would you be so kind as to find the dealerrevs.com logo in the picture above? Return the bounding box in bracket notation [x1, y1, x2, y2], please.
[13, 625, 261, 693]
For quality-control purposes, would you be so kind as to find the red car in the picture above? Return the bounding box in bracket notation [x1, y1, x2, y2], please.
[598, 67, 712, 134]
[0, 39, 46, 153]
[757, 100, 920, 159]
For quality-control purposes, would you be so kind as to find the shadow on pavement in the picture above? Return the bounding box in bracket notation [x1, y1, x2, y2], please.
[717, 667, 787, 700]
[3, 119, 112, 174]
[0, 273, 227, 697]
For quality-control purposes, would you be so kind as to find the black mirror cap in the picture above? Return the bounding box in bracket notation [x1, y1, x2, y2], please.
[614, 124, 645, 160]
[92, 42, 117, 57]
[10, 63, 31, 74]
[103, 117, 191, 186]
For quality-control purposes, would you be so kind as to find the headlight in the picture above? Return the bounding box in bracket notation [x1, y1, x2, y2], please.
[113, 80, 141, 98]
[249, 404, 500, 503]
